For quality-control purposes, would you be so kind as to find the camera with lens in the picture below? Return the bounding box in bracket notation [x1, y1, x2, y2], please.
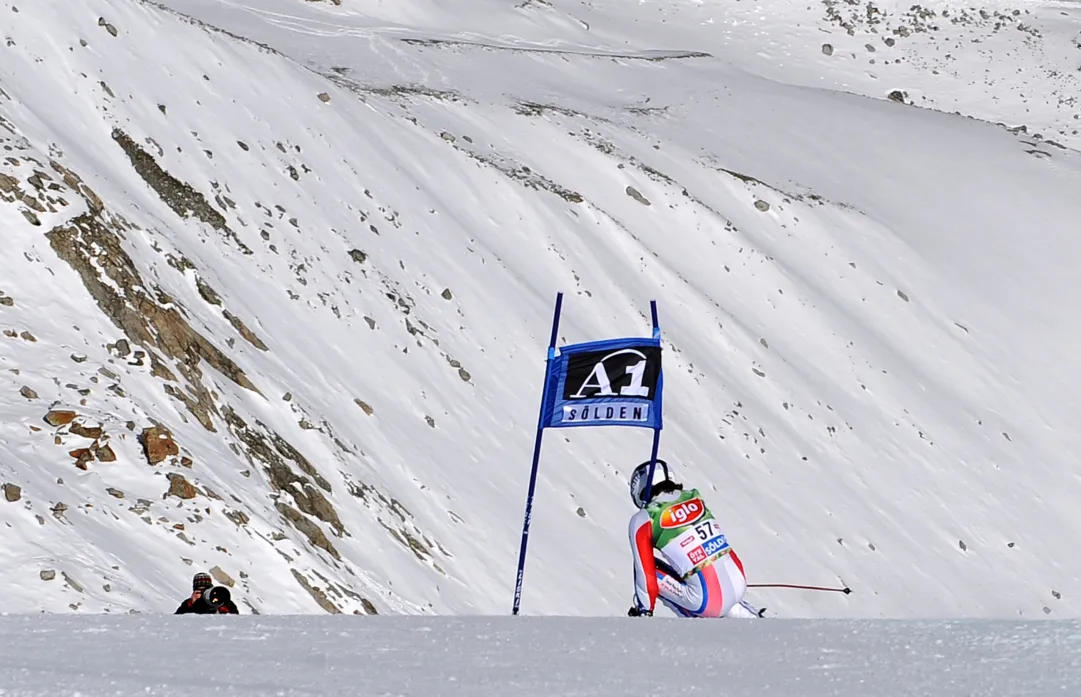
[203, 585, 232, 610]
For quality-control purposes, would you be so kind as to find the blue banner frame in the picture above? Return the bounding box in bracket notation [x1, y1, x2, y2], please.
[512, 292, 664, 615]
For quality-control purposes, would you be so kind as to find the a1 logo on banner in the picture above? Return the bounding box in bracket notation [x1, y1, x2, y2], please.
[563, 346, 661, 401]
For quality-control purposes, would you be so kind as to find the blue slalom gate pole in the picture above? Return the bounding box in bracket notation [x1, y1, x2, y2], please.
[642, 300, 663, 505]
[512, 292, 564, 616]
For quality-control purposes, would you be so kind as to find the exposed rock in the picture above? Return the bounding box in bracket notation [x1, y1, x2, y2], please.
[40, 570, 57, 581]
[441, 288, 453, 300]
[69, 448, 94, 470]
[166, 473, 198, 499]
[113, 338, 131, 357]
[95, 443, 117, 462]
[317, 92, 331, 103]
[754, 200, 771, 212]
[348, 249, 367, 264]
[62, 571, 84, 592]
[822, 43, 834, 56]
[2, 483, 21, 502]
[106, 487, 125, 499]
[887, 90, 908, 104]
[44, 408, 78, 423]
[110, 130, 248, 253]
[225, 509, 250, 526]
[210, 565, 236, 587]
[361, 598, 378, 615]
[19, 386, 38, 400]
[625, 185, 651, 206]
[221, 407, 332, 492]
[46, 211, 258, 431]
[97, 17, 118, 37]
[140, 426, 179, 465]
[276, 503, 340, 560]
[355, 399, 374, 416]
[69, 422, 103, 440]
[195, 277, 222, 306]
[290, 569, 341, 613]
[223, 310, 269, 351]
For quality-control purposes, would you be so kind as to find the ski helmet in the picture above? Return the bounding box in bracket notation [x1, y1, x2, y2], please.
[629, 459, 675, 509]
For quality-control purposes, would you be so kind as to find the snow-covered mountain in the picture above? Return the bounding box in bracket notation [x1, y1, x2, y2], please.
[1, 0, 1079, 618]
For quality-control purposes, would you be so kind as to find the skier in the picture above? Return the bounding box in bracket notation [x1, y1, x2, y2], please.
[626, 459, 763, 618]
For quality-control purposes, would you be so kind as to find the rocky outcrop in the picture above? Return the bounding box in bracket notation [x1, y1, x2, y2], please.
[139, 426, 179, 465]
[46, 211, 260, 432]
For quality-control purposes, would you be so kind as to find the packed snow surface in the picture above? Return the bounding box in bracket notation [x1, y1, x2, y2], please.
[1, 616, 1080, 696]
[1, 0, 1080, 618]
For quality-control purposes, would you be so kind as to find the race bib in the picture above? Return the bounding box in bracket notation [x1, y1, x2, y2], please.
[649, 491, 731, 578]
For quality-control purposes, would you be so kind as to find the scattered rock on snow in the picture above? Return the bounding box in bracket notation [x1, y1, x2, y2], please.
[317, 92, 331, 103]
[69, 448, 94, 470]
[2, 483, 21, 502]
[625, 185, 651, 206]
[97, 17, 118, 37]
[69, 422, 103, 440]
[140, 426, 179, 465]
[19, 386, 38, 400]
[44, 410, 78, 427]
[822, 43, 834, 56]
[210, 566, 236, 587]
[754, 199, 771, 212]
[95, 443, 117, 462]
[166, 473, 198, 500]
[62, 571, 84, 592]
[40, 570, 57, 581]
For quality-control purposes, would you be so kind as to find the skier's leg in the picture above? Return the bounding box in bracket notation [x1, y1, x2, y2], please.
[716, 553, 760, 618]
[653, 566, 711, 617]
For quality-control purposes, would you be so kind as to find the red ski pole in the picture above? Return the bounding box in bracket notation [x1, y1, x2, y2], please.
[748, 583, 852, 594]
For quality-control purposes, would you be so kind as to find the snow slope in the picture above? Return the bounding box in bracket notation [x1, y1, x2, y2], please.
[2, 616, 1080, 696]
[1, 0, 1080, 618]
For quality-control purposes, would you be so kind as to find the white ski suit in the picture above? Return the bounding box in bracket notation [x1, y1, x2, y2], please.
[629, 489, 758, 618]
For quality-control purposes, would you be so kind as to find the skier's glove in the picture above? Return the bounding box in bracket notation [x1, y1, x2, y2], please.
[627, 606, 652, 617]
